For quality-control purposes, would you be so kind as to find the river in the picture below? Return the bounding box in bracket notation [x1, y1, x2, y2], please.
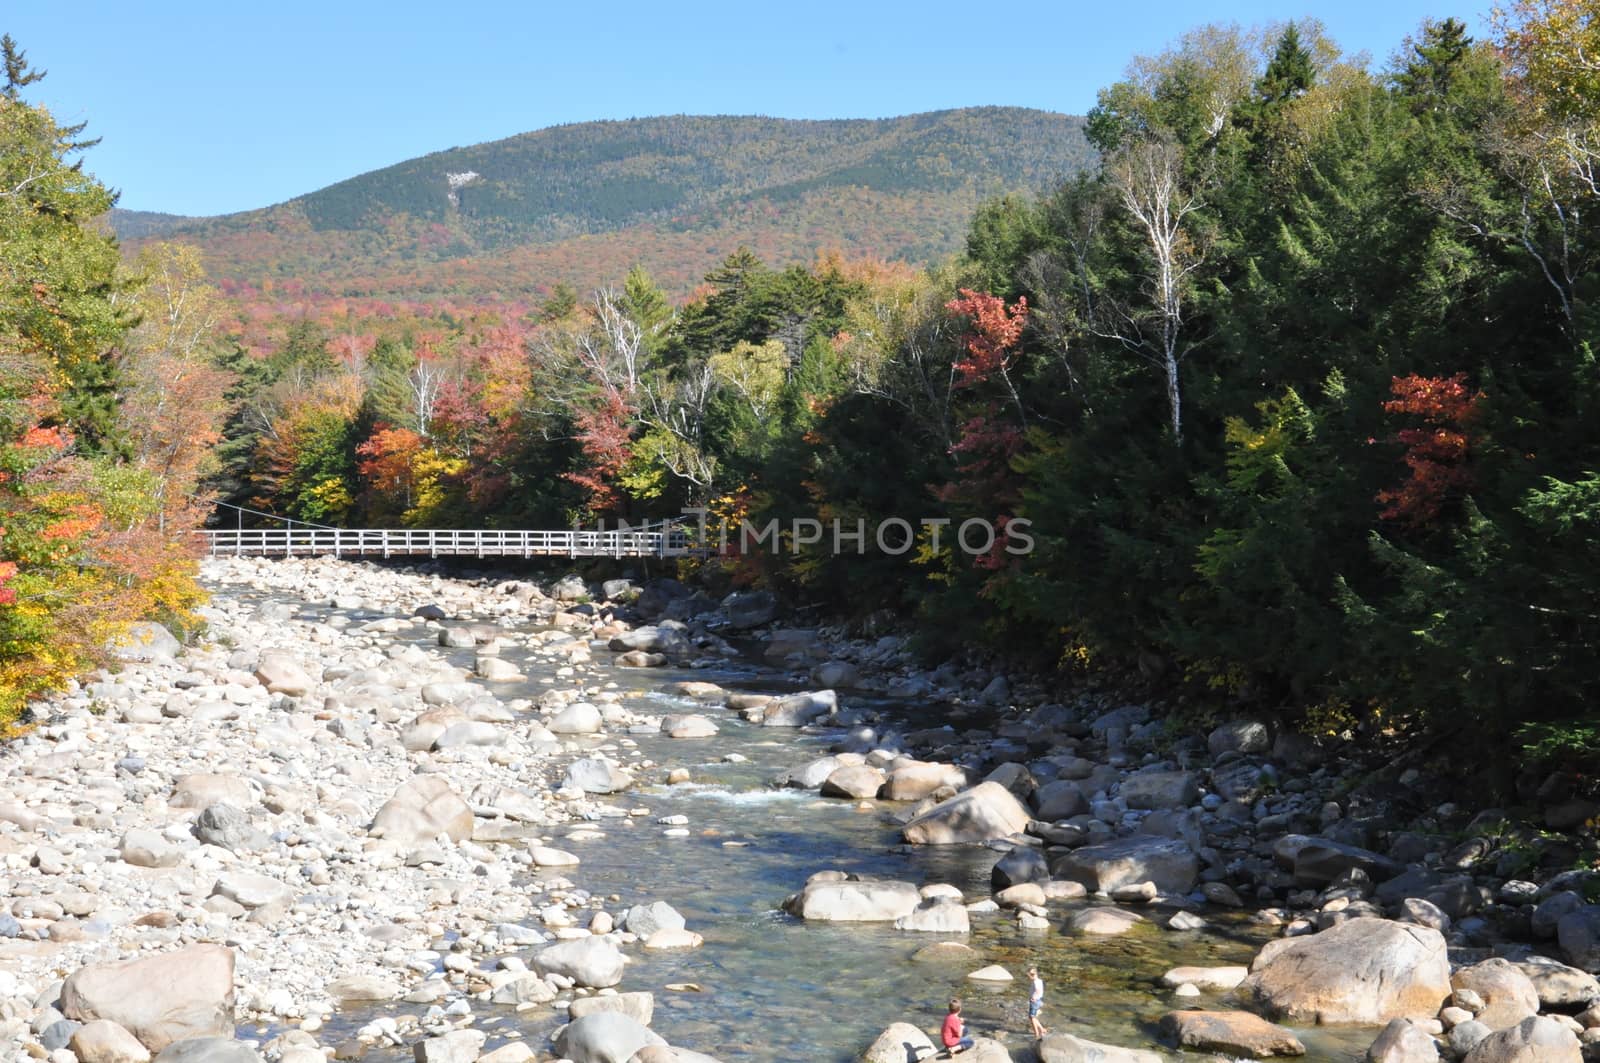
[261, 590, 1378, 1062]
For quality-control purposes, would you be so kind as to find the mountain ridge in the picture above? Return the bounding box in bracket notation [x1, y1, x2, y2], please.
[112, 108, 1095, 301]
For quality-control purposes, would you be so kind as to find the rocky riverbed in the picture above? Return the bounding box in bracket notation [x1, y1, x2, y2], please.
[3, 556, 1600, 1063]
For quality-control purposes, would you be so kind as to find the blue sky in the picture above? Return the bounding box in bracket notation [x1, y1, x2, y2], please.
[10, 1, 1481, 216]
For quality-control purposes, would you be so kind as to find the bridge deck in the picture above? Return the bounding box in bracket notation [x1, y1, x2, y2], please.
[197, 527, 698, 559]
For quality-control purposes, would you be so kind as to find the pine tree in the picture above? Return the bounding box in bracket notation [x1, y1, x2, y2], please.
[621, 265, 672, 340]
[1256, 24, 1315, 106]
[1394, 18, 1473, 103]
[1235, 23, 1317, 149]
[1, 35, 44, 101]
[539, 283, 578, 323]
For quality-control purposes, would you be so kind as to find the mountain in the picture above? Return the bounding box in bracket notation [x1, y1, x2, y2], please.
[112, 108, 1094, 303]
[104, 208, 195, 240]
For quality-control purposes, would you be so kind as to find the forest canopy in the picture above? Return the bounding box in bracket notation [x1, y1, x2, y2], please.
[4, 3, 1598, 788]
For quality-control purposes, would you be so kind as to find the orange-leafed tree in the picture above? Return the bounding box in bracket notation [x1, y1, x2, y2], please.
[120, 243, 235, 532]
[356, 426, 426, 518]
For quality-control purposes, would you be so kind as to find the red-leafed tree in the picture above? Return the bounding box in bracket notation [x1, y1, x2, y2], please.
[946, 288, 1028, 394]
[939, 291, 1030, 569]
[1376, 373, 1485, 527]
[564, 389, 635, 515]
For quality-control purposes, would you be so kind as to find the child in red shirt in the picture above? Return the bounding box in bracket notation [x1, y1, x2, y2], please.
[942, 998, 974, 1054]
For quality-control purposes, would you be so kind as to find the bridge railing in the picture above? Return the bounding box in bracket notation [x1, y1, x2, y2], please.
[195, 526, 700, 559]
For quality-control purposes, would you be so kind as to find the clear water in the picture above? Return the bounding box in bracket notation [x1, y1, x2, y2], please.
[250, 593, 1377, 1062]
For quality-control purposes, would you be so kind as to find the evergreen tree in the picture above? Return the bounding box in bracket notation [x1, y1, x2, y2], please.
[539, 283, 578, 323]
[1256, 23, 1315, 106]
[1393, 18, 1474, 102]
[1235, 23, 1317, 156]
[1, 35, 44, 100]
[0, 39, 127, 453]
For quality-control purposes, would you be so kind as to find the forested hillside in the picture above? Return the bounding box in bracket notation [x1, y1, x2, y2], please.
[111, 109, 1094, 301]
[199, 5, 1600, 788]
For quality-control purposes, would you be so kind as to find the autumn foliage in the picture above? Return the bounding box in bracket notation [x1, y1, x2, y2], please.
[946, 289, 1029, 388]
[564, 390, 636, 516]
[939, 292, 1029, 569]
[0, 59, 224, 724]
[1376, 373, 1484, 527]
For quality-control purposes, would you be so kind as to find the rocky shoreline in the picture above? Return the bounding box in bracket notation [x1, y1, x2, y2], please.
[2, 556, 1599, 1063]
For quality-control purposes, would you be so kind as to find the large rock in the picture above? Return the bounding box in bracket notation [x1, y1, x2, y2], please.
[1557, 904, 1600, 971]
[1119, 771, 1198, 810]
[70, 1021, 152, 1063]
[962, 1039, 1012, 1063]
[1035, 1033, 1165, 1063]
[882, 762, 966, 802]
[1032, 780, 1087, 821]
[113, 622, 181, 663]
[434, 720, 504, 748]
[1515, 956, 1600, 1009]
[370, 776, 474, 846]
[254, 652, 314, 696]
[1290, 838, 1404, 886]
[402, 708, 466, 751]
[549, 702, 604, 734]
[760, 690, 838, 727]
[991, 847, 1049, 890]
[476, 657, 523, 681]
[893, 899, 970, 933]
[787, 755, 849, 789]
[567, 992, 655, 1027]
[1051, 837, 1198, 895]
[609, 627, 690, 656]
[413, 1029, 488, 1063]
[723, 590, 778, 629]
[153, 1039, 261, 1063]
[811, 660, 860, 688]
[1159, 966, 1249, 991]
[551, 573, 588, 601]
[555, 1012, 665, 1063]
[325, 975, 402, 1004]
[489, 972, 557, 1006]
[821, 764, 887, 800]
[211, 872, 292, 909]
[534, 936, 625, 988]
[1237, 918, 1451, 1025]
[1461, 1015, 1581, 1062]
[60, 945, 235, 1052]
[170, 774, 252, 811]
[783, 878, 922, 922]
[1069, 907, 1145, 936]
[193, 804, 266, 853]
[1159, 1011, 1304, 1058]
[121, 828, 183, 869]
[901, 782, 1032, 845]
[1364, 1019, 1441, 1063]
[564, 757, 632, 794]
[1208, 720, 1271, 756]
[660, 714, 718, 739]
[1533, 891, 1584, 939]
[630, 1049, 724, 1063]
[621, 901, 686, 939]
[863, 1021, 936, 1063]
[1451, 959, 1540, 1030]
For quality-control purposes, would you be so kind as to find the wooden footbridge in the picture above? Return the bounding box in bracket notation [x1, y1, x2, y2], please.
[197, 509, 699, 560]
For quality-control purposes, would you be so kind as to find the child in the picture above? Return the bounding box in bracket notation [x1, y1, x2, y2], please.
[1027, 966, 1048, 1038]
[942, 997, 974, 1054]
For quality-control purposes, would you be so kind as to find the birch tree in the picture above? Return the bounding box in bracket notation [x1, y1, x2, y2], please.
[1106, 137, 1208, 443]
